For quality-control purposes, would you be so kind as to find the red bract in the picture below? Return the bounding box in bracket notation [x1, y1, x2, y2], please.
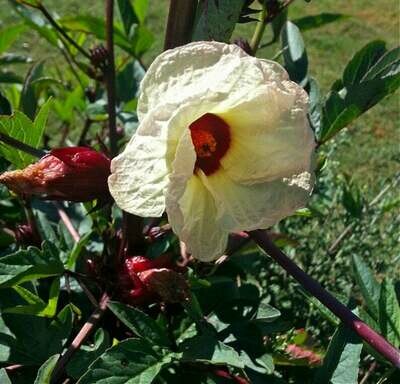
[0, 147, 111, 202]
[118, 254, 189, 305]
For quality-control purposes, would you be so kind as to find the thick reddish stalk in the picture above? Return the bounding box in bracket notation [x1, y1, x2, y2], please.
[164, 0, 197, 50]
[105, 0, 118, 157]
[249, 230, 400, 368]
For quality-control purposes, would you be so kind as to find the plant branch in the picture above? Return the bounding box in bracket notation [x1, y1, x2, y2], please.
[164, 0, 197, 50]
[53, 202, 80, 243]
[51, 292, 110, 383]
[36, 3, 92, 61]
[105, 0, 118, 157]
[0, 132, 46, 158]
[249, 230, 400, 368]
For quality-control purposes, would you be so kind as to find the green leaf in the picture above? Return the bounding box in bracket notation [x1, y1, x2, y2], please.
[0, 368, 12, 384]
[270, 8, 287, 43]
[34, 354, 59, 384]
[319, 42, 400, 143]
[60, 15, 152, 57]
[313, 323, 362, 384]
[378, 279, 400, 347]
[253, 302, 281, 323]
[0, 54, 31, 66]
[117, 0, 138, 35]
[0, 24, 26, 54]
[0, 304, 73, 365]
[343, 41, 387, 86]
[67, 329, 111, 380]
[107, 301, 171, 347]
[66, 232, 91, 268]
[116, 60, 145, 103]
[193, 0, 245, 42]
[308, 77, 322, 134]
[293, 13, 347, 31]
[0, 70, 23, 84]
[351, 254, 381, 318]
[78, 338, 171, 384]
[281, 21, 308, 86]
[9, 3, 59, 47]
[133, 0, 149, 24]
[19, 60, 44, 119]
[181, 334, 244, 369]
[0, 91, 12, 115]
[0, 97, 51, 167]
[0, 242, 63, 288]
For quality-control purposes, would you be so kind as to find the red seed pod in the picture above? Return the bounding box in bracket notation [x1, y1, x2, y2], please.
[0, 147, 111, 202]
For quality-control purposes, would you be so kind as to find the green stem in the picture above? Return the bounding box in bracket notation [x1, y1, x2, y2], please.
[250, 2, 267, 54]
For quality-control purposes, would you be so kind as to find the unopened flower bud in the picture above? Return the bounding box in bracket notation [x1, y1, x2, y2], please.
[14, 223, 41, 247]
[0, 147, 111, 202]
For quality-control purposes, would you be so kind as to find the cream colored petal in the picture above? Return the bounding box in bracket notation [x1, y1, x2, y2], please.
[137, 41, 277, 121]
[166, 131, 229, 262]
[108, 134, 172, 217]
[200, 169, 314, 232]
[217, 81, 314, 184]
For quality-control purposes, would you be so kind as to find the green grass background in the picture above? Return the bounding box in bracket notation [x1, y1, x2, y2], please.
[1, 0, 399, 193]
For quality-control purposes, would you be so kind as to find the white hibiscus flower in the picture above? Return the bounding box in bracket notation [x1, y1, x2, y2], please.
[109, 41, 315, 261]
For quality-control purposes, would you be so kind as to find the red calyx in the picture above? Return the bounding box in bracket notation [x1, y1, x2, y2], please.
[0, 146, 111, 203]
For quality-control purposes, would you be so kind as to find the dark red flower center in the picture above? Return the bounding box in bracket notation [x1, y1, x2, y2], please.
[189, 113, 231, 175]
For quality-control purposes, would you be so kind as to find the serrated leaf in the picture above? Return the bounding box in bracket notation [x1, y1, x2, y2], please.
[378, 279, 400, 347]
[281, 21, 308, 86]
[351, 254, 381, 318]
[193, 0, 246, 42]
[78, 338, 170, 384]
[293, 13, 347, 31]
[34, 354, 59, 384]
[181, 334, 244, 368]
[0, 24, 26, 54]
[107, 301, 171, 347]
[67, 329, 111, 380]
[0, 97, 51, 167]
[0, 242, 63, 288]
[313, 322, 362, 384]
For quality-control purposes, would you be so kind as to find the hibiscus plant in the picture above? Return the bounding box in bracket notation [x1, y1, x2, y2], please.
[0, 1, 399, 383]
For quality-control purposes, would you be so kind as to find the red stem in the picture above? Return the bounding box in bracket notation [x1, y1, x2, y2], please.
[50, 292, 110, 383]
[249, 230, 400, 368]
